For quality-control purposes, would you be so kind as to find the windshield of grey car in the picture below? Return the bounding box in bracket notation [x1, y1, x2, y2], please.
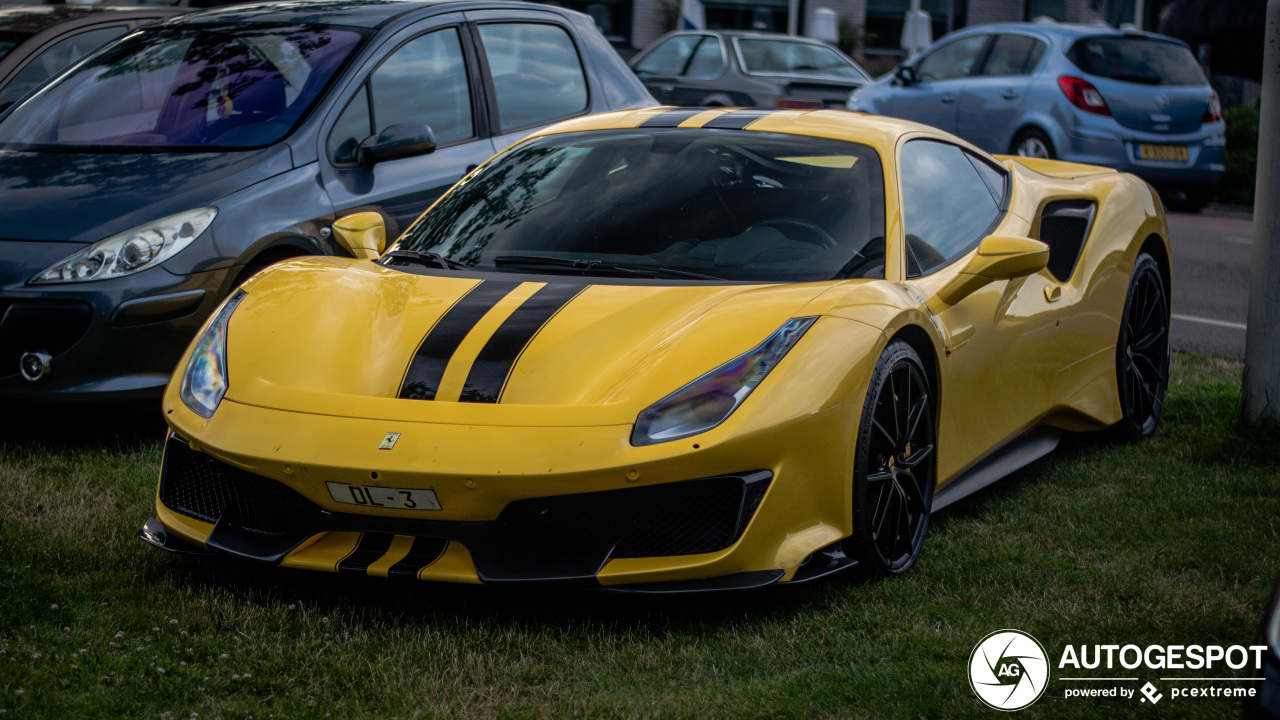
[0, 24, 367, 150]
[390, 128, 887, 282]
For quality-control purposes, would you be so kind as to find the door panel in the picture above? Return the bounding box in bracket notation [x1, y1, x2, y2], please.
[320, 16, 495, 237]
[893, 34, 990, 133]
[957, 34, 1045, 153]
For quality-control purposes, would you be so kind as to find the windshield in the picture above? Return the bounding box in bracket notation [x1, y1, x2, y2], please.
[1067, 37, 1206, 85]
[0, 23, 367, 151]
[391, 128, 887, 283]
[736, 39, 868, 81]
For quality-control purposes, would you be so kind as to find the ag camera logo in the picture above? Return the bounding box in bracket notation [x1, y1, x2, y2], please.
[969, 629, 1050, 711]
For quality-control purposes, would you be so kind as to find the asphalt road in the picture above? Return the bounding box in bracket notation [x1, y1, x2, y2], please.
[1167, 207, 1253, 361]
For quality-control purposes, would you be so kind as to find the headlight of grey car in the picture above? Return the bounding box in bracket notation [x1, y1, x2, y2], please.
[29, 207, 217, 284]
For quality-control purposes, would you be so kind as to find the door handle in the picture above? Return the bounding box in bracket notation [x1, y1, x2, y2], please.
[1002, 90, 1019, 100]
[940, 93, 956, 103]
[659, 85, 674, 93]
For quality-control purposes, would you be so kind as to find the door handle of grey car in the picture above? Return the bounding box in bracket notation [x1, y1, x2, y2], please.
[940, 93, 955, 103]
[1002, 90, 1018, 100]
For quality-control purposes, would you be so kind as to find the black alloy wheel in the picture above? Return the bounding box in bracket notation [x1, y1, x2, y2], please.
[1115, 252, 1170, 439]
[846, 340, 935, 574]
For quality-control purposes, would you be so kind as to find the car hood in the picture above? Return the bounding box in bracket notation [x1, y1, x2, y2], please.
[219, 258, 840, 424]
[0, 145, 293, 244]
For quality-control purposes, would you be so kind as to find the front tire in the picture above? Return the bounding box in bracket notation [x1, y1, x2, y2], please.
[845, 340, 935, 575]
[1114, 252, 1170, 439]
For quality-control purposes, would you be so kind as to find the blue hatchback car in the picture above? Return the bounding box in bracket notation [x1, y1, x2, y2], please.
[847, 21, 1225, 211]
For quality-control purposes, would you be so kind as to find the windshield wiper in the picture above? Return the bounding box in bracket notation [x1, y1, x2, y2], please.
[383, 250, 471, 271]
[493, 255, 722, 280]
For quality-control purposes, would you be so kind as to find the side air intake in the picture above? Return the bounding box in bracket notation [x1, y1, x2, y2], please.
[1036, 199, 1096, 282]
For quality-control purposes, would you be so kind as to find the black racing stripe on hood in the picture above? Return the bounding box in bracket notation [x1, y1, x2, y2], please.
[639, 107, 707, 127]
[701, 108, 778, 129]
[459, 283, 587, 404]
[386, 537, 448, 579]
[337, 532, 395, 574]
[399, 280, 520, 400]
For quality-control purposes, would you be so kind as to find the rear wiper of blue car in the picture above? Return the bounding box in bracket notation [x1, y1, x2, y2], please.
[383, 250, 471, 271]
[493, 255, 722, 280]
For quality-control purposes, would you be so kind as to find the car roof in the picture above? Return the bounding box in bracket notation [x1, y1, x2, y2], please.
[670, 29, 834, 43]
[163, 0, 562, 29]
[949, 21, 1190, 47]
[0, 4, 181, 33]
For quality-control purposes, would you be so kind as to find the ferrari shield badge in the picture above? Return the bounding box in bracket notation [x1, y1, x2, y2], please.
[379, 432, 401, 450]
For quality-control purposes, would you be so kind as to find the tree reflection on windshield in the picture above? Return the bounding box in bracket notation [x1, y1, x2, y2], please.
[0, 23, 366, 150]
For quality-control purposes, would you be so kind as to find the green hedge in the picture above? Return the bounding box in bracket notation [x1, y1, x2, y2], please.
[1215, 105, 1259, 207]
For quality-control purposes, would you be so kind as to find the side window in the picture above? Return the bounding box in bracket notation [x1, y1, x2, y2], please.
[981, 34, 1047, 76]
[0, 25, 128, 108]
[685, 36, 723, 77]
[633, 34, 699, 75]
[915, 34, 989, 82]
[327, 85, 372, 164]
[901, 140, 1002, 277]
[478, 23, 588, 132]
[328, 28, 473, 164]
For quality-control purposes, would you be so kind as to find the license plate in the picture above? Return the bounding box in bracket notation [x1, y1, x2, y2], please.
[326, 481, 441, 511]
[1138, 143, 1188, 162]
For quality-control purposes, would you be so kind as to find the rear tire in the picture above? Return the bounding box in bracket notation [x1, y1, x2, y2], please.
[1011, 128, 1056, 159]
[844, 340, 935, 575]
[1114, 252, 1170, 439]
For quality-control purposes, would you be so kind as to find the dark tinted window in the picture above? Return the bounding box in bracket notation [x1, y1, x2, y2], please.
[916, 34, 988, 81]
[901, 140, 1001, 277]
[685, 36, 724, 77]
[393, 129, 887, 282]
[0, 25, 128, 108]
[980, 34, 1046, 76]
[0, 24, 367, 150]
[634, 34, 699, 75]
[1067, 37, 1206, 85]
[478, 23, 587, 132]
[327, 84, 371, 164]
[0, 31, 34, 63]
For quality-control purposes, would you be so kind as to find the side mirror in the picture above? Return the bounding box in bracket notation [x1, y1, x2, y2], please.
[935, 235, 1049, 306]
[895, 65, 918, 86]
[332, 212, 386, 260]
[357, 124, 437, 167]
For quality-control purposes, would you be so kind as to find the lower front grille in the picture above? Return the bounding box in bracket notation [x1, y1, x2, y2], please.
[498, 473, 770, 558]
[0, 299, 93, 379]
[160, 436, 315, 537]
[158, 435, 772, 578]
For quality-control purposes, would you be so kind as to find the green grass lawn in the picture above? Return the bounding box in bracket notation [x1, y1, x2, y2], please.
[1, 354, 1276, 719]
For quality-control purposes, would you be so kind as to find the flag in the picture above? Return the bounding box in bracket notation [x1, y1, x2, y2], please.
[680, 0, 704, 30]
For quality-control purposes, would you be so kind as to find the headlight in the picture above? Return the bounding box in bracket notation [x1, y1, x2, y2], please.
[29, 207, 217, 284]
[179, 289, 245, 418]
[631, 317, 817, 446]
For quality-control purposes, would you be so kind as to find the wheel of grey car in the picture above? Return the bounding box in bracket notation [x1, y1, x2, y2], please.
[845, 339, 935, 575]
[1114, 252, 1170, 440]
[1011, 128, 1055, 160]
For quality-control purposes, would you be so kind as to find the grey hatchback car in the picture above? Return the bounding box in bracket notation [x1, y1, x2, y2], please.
[848, 21, 1224, 211]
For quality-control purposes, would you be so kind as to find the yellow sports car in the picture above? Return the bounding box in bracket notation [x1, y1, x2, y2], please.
[140, 108, 1171, 591]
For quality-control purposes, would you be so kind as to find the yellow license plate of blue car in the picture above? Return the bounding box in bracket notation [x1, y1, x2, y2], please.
[326, 481, 442, 511]
[1138, 143, 1188, 162]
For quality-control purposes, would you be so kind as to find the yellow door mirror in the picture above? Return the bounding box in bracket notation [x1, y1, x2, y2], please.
[332, 212, 386, 260]
[936, 235, 1050, 306]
